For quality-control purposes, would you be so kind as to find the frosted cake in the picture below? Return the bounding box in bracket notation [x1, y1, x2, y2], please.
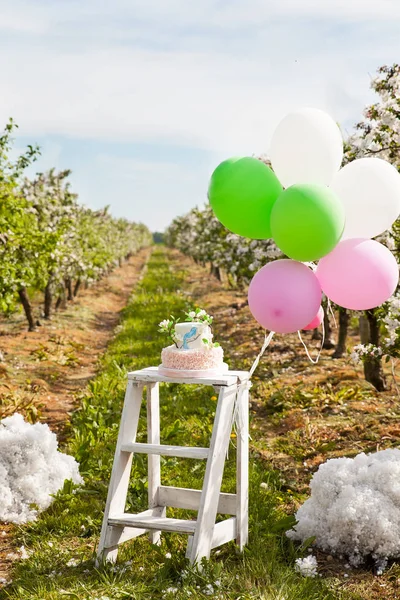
[158, 308, 226, 376]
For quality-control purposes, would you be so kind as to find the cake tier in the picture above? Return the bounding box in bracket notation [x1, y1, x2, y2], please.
[161, 345, 223, 370]
[174, 322, 212, 350]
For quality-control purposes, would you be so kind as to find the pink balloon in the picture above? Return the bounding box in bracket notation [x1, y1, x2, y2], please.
[316, 238, 399, 310]
[302, 306, 324, 330]
[248, 260, 322, 334]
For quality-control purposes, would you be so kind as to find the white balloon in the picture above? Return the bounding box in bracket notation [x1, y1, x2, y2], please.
[269, 108, 343, 188]
[331, 157, 400, 239]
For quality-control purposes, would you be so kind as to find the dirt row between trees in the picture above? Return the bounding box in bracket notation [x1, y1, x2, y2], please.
[0, 245, 152, 580]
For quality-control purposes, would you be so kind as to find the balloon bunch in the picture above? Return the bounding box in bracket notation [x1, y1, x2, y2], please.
[208, 108, 400, 335]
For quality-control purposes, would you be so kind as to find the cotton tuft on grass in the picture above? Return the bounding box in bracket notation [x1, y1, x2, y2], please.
[0, 413, 82, 524]
[288, 449, 400, 570]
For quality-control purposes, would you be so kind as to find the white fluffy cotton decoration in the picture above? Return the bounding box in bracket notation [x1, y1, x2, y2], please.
[288, 449, 400, 570]
[0, 413, 83, 524]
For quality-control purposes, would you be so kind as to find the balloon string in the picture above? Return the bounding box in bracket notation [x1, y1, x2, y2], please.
[249, 330, 275, 377]
[229, 330, 275, 458]
[297, 318, 325, 365]
[327, 298, 337, 329]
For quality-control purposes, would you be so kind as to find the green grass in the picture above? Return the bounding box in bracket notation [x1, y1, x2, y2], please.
[1, 247, 360, 600]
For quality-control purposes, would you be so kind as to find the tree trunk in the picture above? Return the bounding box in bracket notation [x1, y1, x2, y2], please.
[332, 308, 349, 358]
[311, 328, 322, 340]
[364, 310, 386, 391]
[210, 263, 221, 281]
[44, 280, 53, 319]
[56, 284, 67, 310]
[18, 287, 36, 331]
[322, 305, 335, 349]
[65, 278, 73, 301]
[73, 278, 81, 298]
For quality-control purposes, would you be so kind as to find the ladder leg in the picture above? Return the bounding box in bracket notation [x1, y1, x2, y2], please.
[147, 382, 165, 544]
[236, 382, 249, 550]
[96, 381, 143, 564]
[189, 384, 237, 565]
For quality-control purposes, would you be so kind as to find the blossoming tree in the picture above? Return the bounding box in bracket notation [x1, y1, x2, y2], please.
[345, 64, 400, 390]
[0, 121, 152, 332]
[165, 204, 281, 288]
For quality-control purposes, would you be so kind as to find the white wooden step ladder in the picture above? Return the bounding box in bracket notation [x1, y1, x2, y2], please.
[96, 366, 250, 565]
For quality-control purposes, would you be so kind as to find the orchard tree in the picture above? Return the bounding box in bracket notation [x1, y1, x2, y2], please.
[345, 64, 400, 165]
[21, 169, 80, 319]
[344, 64, 400, 390]
[0, 120, 42, 330]
[166, 205, 281, 289]
[0, 120, 152, 332]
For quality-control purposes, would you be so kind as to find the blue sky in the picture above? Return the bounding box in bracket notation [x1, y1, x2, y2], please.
[1, 0, 400, 231]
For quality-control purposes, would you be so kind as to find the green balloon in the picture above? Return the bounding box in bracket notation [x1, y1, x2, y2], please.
[270, 184, 345, 261]
[208, 157, 283, 239]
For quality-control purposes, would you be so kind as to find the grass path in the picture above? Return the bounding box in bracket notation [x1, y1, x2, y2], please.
[1, 246, 357, 600]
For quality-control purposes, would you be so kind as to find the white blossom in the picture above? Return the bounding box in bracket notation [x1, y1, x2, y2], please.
[159, 319, 171, 329]
[294, 555, 318, 578]
[165, 204, 282, 287]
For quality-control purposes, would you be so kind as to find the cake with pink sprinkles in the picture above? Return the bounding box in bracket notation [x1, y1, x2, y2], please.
[158, 308, 226, 377]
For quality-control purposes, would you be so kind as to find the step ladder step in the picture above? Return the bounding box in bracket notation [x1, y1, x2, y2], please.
[109, 511, 197, 534]
[120, 442, 209, 459]
[158, 486, 236, 515]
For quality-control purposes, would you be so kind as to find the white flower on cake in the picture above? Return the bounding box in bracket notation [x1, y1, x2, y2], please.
[159, 319, 171, 329]
[184, 307, 213, 325]
[201, 330, 214, 345]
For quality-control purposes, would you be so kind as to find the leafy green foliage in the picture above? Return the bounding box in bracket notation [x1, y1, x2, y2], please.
[0, 120, 152, 322]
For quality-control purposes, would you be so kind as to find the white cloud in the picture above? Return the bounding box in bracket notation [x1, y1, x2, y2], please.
[3, 0, 400, 32]
[0, 0, 396, 156]
[0, 0, 398, 228]
[96, 154, 196, 183]
[0, 42, 377, 156]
